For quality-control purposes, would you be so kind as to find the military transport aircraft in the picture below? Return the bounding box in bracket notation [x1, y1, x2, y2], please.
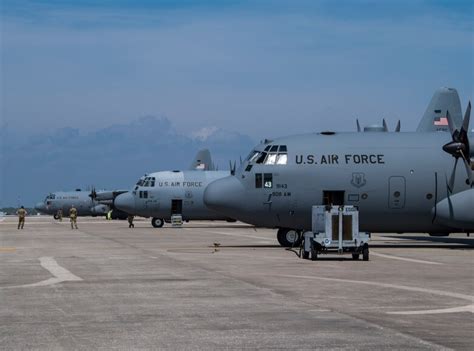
[204, 89, 473, 246]
[35, 189, 128, 219]
[114, 149, 236, 227]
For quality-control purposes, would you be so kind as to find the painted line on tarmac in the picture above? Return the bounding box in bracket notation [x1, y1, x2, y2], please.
[275, 274, 473, 315]
[0, 247, 16, 252]
[387, 304, 474, 315]
[2, 257, 82, 289]
[207, 230, 274, 242]
[371, 252, 443, 265]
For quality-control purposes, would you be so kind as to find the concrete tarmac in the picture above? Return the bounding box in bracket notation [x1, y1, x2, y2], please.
[1, 216, 473, 350]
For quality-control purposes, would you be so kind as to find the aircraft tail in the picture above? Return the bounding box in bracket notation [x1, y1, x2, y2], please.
[416, 87, 463, 132]
[189, 149, 215, 171]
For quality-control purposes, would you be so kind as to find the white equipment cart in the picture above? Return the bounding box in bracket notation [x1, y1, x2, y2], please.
[302, 205, 370, 261]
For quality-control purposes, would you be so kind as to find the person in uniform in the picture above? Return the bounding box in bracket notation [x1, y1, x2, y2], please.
[69, 206, 78, 229]
[127, 214, 135, 228]
[57, 209, 63, 222]
[16, 206, 27, 229]
[107, 210, 112, 220]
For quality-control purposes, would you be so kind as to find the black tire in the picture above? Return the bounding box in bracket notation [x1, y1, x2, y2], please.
[362, 245, 369, 261]
[53, 214, 59, 220]
[302, 251, 310, 260]
[352, 253, 360, 260]
[151, 218, 164, 228]
[276, 228, 302, 247]
[311, 249, 318, 261]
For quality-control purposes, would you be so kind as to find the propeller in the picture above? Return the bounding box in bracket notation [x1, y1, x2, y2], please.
[442, 102, 472, 192]
[356, 119, 361, 132]
[395, 120, 401, 132]
[382, 119, 388, 132]
[229, 160, 237, 175]
[89, 187, 98, 201]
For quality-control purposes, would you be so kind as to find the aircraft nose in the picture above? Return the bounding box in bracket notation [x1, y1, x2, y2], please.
[35, 202, 46, 212]
[114, 192, 136, 214]
[204, 176, 244, 214]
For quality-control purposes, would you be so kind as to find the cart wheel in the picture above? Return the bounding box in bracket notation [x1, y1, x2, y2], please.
[352, 253, 360, 260]
[302, 251, 309, 260]
[362, 245, 369, 261]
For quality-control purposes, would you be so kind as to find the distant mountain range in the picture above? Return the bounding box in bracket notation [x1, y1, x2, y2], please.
[0, 116, 255, 207]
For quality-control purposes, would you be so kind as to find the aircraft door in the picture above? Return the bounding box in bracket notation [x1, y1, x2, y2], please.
[388, 176, 406, 209]
[171, 199, 183, 215]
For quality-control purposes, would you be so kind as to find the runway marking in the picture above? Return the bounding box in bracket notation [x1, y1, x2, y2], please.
[276, 274, 474, 315]
[0, 247, 16, 252]
[387, 304, 474, 315]
[2, 257, 82, 289]
[371, 252, 443, 265]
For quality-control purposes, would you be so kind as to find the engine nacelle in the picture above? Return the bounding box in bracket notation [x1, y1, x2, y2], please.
[433, 188, 474, 231]
[90, 204, 109, 215]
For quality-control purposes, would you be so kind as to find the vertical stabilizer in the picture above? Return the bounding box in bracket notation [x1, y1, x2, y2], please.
[189, 149, 215, 171]
[416, 87, 463, 132]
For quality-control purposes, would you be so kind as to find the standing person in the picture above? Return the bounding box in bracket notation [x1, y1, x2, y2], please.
[57, 209, 63, 222]
[127, 214, 135, 228]
[69, 206, 78, 229]
[16, 206, 27, 230]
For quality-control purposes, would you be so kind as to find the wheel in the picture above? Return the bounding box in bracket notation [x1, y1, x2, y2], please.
[352, 253, 360, 260]
[302, 251, 310, 259]
[53, 214, 59, 220]
[311, 249, 318, 261]
[151, 218, 164, 228]
[362, 245, 369, 261]
[276, 228, 302, 247]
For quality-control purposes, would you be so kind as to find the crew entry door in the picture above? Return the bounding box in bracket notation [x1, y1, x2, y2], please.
[171, 199, 183, 215]
[388, 176, 406, 209]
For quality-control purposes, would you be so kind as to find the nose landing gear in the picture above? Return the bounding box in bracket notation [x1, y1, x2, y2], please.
[151, 217, 164, 228]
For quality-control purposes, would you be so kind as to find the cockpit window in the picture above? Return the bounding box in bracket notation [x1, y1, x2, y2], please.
[46, 194, 56, 200]
[248, 145, 288, 165]
[139, 177, 156, 187]
[255, 152, 268, 164]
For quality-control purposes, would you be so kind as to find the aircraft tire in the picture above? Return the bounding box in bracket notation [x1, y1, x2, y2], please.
[352, 253, 360, 260]
[152, 218, 164, 228]
[311, 249, 318, 261]
[302, 251, 310, 260]
[362, 245, 369, 261]
[276, 228, 302, 247]
[53, 214, 59, 220]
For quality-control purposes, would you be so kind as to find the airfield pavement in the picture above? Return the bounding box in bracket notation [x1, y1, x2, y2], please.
[0, 216, 473, 350]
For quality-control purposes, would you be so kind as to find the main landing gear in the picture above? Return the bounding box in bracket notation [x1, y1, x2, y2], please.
[151, 217, 164, 228]
[277, 228, 302, 247]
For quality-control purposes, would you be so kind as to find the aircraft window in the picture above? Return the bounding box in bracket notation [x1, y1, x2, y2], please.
[279, 145, 287, 152]
[255, 173, 262, 188]
[46, 201, 51, 205]
[144, 191, 148, 199]
[150, 181, 155, 187]
[255, 152, 267, 164]
[276, 154, 288, 165]
[245, 165, 253, 172]
[248, 151, 260, 163]
[264, 145, 272, 151]
[264, 173, 273, 188]
[264, 153, 277, 165]
[270, 145, 278, 152]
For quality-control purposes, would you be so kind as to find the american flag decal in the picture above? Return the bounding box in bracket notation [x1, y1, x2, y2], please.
[434, 116, 448, 126]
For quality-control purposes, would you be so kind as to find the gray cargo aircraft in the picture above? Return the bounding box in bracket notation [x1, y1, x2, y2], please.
[35, 189, 128, 219]
[114, 149, 235, 227]
[204, 90, 473, 246]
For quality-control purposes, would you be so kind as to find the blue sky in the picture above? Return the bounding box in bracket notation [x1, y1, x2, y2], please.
[1, 0, 473, 139]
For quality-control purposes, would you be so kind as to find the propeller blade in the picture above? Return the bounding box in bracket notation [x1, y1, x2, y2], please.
[356, 119, 361, 132]
[382, 119, 388, 132]
[461, 101, 471, 133]
[448, 157, 459, 193]
[460, 150, 473, 187]
[395, 120, 401, 132]
[239, 156, 243, 165]
[446, 110, 456, 136]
